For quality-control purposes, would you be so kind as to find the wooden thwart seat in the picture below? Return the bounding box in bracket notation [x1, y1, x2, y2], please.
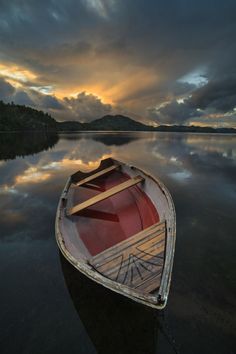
[74, 164, 120, 187]
[68, 175, 144, 216]
[89, 220, 166, 294]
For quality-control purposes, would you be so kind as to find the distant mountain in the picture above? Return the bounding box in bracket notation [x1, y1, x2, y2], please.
[85, 115, 153, 131]
[57, 120, 84, 131]
[59, 115, 236, 134]
[155, 124, 236, 134]
[0, 101, 236, 134]
[58, 114, 152, 131]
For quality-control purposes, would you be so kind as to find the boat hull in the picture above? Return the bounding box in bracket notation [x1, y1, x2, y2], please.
[55, 158, 176, 309]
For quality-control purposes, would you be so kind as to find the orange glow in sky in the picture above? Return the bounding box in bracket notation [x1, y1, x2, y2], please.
[0, 63, 37, 84]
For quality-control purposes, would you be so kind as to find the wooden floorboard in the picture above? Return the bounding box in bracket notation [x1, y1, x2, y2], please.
[91, 221, 165, 265]
[89, 220, 166, 294]
[98, 236, 165, 279]
[135, 273, 162, 293]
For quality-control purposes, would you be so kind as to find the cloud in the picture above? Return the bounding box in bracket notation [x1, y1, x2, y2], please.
[0, 0, 236, 126]
[190, 76, 236, 113]
[0, 76, 110, 121]
[189, 113, 236, 128]
[0, 77, 15, 99]
[29, 90, 64, 110]
[147, 100, 202, 125]
[0, 76, 64, 111]
[13, 91, 34, 106]
[147, 75, 236, 126]
[40, 94, 64, 110]
[63, 91, 112, 122]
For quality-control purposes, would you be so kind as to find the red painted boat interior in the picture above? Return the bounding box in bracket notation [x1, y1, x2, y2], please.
[72, 170, 159, 256]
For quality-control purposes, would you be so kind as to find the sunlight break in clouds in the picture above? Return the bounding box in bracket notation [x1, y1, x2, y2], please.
[0, 64, 37, 84]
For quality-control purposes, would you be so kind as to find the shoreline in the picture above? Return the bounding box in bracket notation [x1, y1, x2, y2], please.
[0, 130, 236, 135]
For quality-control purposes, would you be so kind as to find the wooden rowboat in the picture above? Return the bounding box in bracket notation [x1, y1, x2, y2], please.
[55, 158, 176, 309]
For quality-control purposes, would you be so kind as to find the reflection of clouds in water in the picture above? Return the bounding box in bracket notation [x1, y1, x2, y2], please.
[184, 135, 236, 159]
[0, 184, 28, 197]
[42, 161, 62, 170]
[169, 170, 192, 182]
[110, 134, 191, 180]
[0, 185, 19, 195]
[0, 182, 58, 241]
[170, 156, 182, 166]
[0, 138, 111, 194]
[35, 138, 111, 174]
[1, 132, 236, 241]
[1, 133, 235, 196]
[68, 138, 111, 164]
[15, 167, 51, 184]
[0, 187, 28, 240]
[12, 141, 111, 187]
[150, 134, 236, 172]
[0, 136, 114, 241]
[109, 133, 236, 185]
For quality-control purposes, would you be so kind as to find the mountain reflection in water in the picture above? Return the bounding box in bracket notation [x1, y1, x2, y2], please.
[0, 132, 235, 354]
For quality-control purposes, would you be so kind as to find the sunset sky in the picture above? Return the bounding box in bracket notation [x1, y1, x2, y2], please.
[0, 0, 236, 127]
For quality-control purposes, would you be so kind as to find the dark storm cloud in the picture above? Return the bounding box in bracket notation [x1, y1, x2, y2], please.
[1, 0, 235, 74]
[148, 100, 202, 125]
[13, 91, 34, 106]
[0, 78, 15, 99]
[190, 76, 236, 112]
[0, 0, 236, 125]
[167, 82, 196, 97]
[40, 95, 64, 110]
[30, 91, 64, 110]
[148, 75, 236, 125]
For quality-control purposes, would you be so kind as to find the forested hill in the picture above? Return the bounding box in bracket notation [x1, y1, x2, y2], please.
[85, 115, 153, 131]
[0, 101, 57, 131]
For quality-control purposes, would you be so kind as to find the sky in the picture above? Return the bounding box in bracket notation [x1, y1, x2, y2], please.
[0, 0, 236, 127]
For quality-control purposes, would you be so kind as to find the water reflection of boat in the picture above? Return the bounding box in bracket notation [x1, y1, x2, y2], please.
[60, 254, 159, 354]
[56, 158, 176, 309]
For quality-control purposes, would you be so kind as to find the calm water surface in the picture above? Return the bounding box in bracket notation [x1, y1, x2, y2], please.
[0, 132, 235, 354]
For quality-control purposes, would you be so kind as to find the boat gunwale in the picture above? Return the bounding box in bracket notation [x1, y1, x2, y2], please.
[55, 158, 176, 309]
[126, 161, 176, 305]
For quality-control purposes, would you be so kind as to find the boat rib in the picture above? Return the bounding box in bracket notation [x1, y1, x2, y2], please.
[68, 175, 144, 215]
[74, 164, 120, 187]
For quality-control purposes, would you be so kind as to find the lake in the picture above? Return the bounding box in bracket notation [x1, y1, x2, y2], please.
[0, 132, 235, 354]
